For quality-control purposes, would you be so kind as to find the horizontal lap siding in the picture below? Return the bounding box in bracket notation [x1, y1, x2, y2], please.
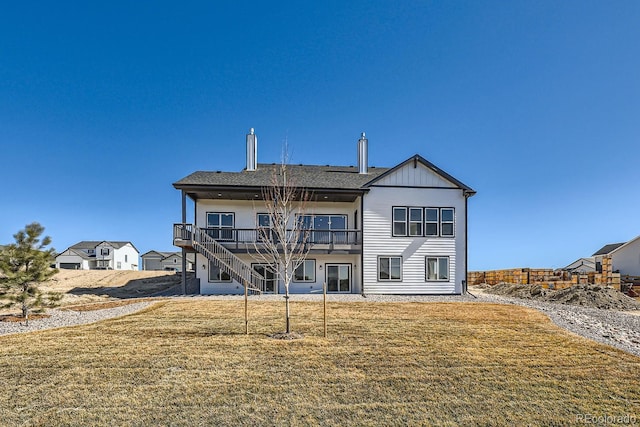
[363, 185, 466, 295]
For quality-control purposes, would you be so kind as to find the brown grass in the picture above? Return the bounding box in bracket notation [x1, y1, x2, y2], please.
[0, 313, 50, 322]
[0, 300, 639, 426]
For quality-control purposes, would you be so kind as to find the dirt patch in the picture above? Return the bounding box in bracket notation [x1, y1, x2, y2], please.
[0, 270, 183, 315]
[268, 331, 305, 340]
[484, 283, 640, 310]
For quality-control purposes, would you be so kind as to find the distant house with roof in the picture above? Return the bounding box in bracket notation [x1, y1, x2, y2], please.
[592, 237, 640, 276]
[141, 250, 194, 272]
[562, 257, 597, 274]
[55, 241, 139, 270]
[172, 129, 475, 295]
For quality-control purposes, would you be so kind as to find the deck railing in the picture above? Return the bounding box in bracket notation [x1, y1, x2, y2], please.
[199, 227, 362, 247]
[173, 223, 265, 293]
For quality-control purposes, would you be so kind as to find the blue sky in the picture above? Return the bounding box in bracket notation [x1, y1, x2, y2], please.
[1, 1, 639, 270]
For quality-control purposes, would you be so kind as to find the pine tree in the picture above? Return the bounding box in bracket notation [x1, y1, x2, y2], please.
[0, 223, 59, 325]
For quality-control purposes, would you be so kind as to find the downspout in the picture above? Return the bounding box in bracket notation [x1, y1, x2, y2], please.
[464, 191, 476, 298]
[181, 189, 187, 295]
[360, 194, 365, 297]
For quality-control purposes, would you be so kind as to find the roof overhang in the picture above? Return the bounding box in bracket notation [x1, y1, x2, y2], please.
[173, 184, 368, 203]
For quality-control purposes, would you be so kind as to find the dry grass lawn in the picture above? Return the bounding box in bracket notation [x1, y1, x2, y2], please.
[1, 300, 639, 426]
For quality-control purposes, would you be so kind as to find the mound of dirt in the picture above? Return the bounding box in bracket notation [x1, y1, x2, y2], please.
[484, 283, 640, 310]
[484, 283, 547, 299]
[543, 284, 640, 310]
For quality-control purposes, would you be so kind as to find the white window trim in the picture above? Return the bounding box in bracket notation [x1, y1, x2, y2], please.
[378, 256, 402, 281]
[206, 212, 235, 241]
[426, 256, 450, 282]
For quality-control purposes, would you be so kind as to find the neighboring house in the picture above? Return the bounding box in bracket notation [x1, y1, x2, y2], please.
[141, 250, 194, 272]
[562, 257, 596, 274]
[172, 129, 475, 295]
[592, 237, 640, 276]
[55, 241, 139, 270]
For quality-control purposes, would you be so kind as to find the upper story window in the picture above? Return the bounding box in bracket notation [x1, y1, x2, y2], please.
[87, 249, 95, 255]
[100, 248, 110, 256]
[392, 208, 407, 236]
[207, 212, 235, 241]
[393, 207, 455, 238]
[297, 214, 347, 244]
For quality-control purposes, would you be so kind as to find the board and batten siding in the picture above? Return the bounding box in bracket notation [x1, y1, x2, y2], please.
[362, 185, 467, 295]
[373, 162, 458, 188]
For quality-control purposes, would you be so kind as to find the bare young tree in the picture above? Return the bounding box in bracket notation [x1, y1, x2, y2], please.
[251, 160, 312, 335]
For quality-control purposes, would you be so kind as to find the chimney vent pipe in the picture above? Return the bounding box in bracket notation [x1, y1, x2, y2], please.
[246, 128, 257, 171]
[358, 132, 368, 174]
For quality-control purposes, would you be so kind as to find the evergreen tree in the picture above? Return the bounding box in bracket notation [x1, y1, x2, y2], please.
[0, 223, 59, 325]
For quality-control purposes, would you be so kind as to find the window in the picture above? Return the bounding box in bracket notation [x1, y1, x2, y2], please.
[297, 214, 347, 243]
[409, 207, 423, 236]
[87, 249, 95, 255]
[426, 257, 449, 281]
[117, 261, 122, 269]
[425, 208, 439, 236]
[100, 248, 110, 256]
[209, 262, 232, 282]
[378, 256, 402, 281]
[256, 213, 274, 241]
[294, 259, 316, 282]
[206, 212, 235, 241]
[393, 207, 454, 237]
[441, 209, 455, 237]
[125, 255, 128, 263]
[392, 208, 407, 236]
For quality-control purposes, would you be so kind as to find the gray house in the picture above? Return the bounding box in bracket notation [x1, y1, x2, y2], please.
[141, 250, 194, 272]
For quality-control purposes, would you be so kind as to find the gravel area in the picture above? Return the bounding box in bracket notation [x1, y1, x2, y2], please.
[0, 302, 153, 337]
[1, 294, 639, 358]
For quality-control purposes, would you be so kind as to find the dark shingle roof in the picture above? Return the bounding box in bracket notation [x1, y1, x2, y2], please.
[592, 242, 625, 256]
[174, 164, 390, 190]
[69, 241, 137, 251]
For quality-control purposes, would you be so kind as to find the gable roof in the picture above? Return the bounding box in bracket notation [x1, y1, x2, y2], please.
[174, 154, 475, 196]
[66, 241, 139, 253]
[592, 242, 626, 256]
[363, 154, 476, 195]
[607, 235, 640, 256]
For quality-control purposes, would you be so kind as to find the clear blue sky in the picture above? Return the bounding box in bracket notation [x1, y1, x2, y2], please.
[1, 1, 639, 270]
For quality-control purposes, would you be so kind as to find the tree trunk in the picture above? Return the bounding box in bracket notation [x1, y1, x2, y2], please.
[284, 294, 291, 334]
[22, 302, 29, 326]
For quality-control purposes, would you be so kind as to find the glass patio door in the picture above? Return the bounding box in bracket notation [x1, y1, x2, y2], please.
[326, 264, 351, 293]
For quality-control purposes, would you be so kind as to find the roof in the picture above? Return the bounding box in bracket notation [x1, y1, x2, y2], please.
[55, 248, 93, 260]
[592, 242, 626, 256]
[141, 250, 194, 261]
[174, 164, 390, 190]
[173, 154, 476, 197]
[66, 241, 139, 253]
